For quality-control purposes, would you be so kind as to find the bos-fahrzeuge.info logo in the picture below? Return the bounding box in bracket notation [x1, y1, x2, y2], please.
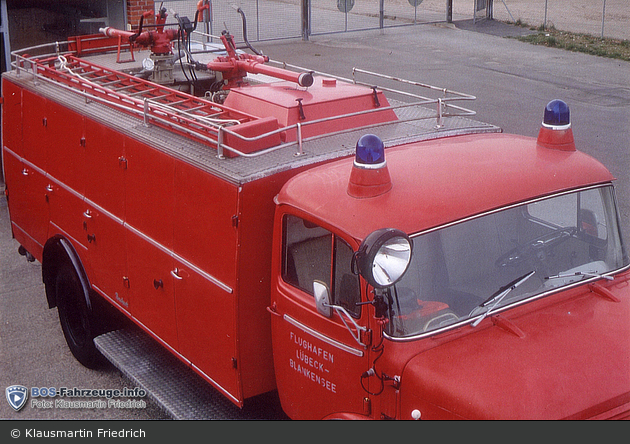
[6, 385, 28, 411]
[5, 385, 147, 411]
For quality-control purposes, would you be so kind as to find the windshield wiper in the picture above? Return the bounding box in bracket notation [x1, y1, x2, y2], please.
[545, 271, 614, 281]
[470, 270, 536, 327]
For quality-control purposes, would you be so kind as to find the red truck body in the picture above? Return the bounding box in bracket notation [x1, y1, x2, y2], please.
[2, 24, 629, 419]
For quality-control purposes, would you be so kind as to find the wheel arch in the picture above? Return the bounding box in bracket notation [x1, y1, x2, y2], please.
[42, 236, 91, 311]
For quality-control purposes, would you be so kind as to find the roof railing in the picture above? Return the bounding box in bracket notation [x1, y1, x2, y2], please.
[9, 40, 481, 160]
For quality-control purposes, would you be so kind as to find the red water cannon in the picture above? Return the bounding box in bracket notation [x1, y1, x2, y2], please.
[100, 7, 179, 55]
[202, 31, 314, 89]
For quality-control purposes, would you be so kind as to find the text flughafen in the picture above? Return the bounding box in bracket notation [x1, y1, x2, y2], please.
[22, 428, 146, 438]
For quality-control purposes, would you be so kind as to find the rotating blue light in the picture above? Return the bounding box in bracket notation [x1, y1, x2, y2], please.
[355, 134, 385, 166]
[543, 99, 570, 127]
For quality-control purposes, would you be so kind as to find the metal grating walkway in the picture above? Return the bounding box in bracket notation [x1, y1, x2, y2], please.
[94, 327, 288, 420]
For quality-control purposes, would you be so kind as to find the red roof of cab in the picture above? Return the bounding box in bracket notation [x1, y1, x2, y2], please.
[276, 133, 615, 240]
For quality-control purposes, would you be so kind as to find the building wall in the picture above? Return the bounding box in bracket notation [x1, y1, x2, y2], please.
[127, 0, 155, 29]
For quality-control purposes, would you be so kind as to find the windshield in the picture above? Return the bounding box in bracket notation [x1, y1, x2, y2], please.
[385, 185, 629, 338]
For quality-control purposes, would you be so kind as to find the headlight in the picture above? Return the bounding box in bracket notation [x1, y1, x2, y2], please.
[355, 228, 412, 288]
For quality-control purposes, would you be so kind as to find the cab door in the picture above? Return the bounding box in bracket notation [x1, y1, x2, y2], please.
[271, 212, 371, 419]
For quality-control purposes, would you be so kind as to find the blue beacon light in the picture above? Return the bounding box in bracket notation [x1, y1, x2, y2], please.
[355, 134, 385, 168]
[348, 134, 392, 198]
[537, 99, 575, 151]
[543, 99, 570, 129]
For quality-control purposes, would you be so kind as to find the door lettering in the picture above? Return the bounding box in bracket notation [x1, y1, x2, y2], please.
[289, 331, 337, 393]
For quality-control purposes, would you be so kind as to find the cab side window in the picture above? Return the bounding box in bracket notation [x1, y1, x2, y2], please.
[333, 236, 361, 317]
[282, 215, 361, 318]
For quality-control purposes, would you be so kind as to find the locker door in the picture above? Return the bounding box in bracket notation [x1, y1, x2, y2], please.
[127, 231, 177, 348]
[45, 105, 86, 246]
[83, 204, 129, 311]
[125, 138, 177, 349]
[173, 259, 240, 402]
[21, 89, 47, 169]
[2, 150, 47, 257]
[173, 160, 240, 403]
[45, 104, 86, 195]
[82, 119, 127, 309]
[1, 80, 23, 157]
[82, 119, 125, 216]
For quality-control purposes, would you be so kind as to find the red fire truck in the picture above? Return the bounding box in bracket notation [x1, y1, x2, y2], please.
[2, 8, 629, 419]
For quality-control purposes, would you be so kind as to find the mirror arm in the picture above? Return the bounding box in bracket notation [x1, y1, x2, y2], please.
[324, 303, 367, 348]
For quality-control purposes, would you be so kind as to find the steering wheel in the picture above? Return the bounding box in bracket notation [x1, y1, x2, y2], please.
[495, 226, 577, 269]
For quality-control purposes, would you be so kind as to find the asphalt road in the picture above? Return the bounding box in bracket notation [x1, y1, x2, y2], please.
[1, 19, 629, 421]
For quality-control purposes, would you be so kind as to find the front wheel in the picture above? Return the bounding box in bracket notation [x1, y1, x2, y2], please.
[55, 263, 104, 369]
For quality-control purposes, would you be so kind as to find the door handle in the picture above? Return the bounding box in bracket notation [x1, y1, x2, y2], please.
[170, 268, 183, 280]
[266, 302, 281, 317]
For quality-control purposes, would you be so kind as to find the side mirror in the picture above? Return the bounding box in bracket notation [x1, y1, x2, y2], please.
[313, 280, 332, 317]
[354, 228, 412, 289]
[313, 280, 368, 348]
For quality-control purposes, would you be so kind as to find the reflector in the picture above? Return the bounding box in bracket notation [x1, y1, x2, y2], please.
[372, 237, 412, 287]
[355, 228, 412, 288]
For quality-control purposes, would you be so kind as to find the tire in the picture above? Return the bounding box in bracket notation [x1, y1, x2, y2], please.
[55, 262, 104, 369]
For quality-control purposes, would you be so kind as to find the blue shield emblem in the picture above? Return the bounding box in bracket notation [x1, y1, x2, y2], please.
[6, 385, 28, 411]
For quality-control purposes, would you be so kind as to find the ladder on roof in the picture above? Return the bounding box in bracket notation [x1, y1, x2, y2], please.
[26, 54, 253, 147]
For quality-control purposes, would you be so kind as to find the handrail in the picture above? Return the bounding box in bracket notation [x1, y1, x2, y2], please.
[351, 67, 476, 102]
[9, 40, 482, 160]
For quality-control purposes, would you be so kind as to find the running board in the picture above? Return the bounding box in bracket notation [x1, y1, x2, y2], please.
[94, 328, 285, 420]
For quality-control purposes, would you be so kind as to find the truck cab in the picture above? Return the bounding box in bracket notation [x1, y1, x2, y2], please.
[270, 104, 630, 419]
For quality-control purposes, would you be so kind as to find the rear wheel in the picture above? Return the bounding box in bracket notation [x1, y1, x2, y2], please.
[55, 262, 104, 369]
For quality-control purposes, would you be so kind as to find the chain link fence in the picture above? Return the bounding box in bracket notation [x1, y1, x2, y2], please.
[157, 0, 627, 43]
[157, 0, 454, 43]
[458, 0, 627, 40]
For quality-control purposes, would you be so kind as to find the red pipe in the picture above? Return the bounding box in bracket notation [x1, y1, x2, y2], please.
[100, 27, 135, 39]
[206, 57, 313, 88]
[100, 27, 179, 55]
[238, 61, 314, 87]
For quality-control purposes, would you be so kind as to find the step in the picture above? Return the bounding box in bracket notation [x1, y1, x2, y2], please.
[94, 327, 286, 420]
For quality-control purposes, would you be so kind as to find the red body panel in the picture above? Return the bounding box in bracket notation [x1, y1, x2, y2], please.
[21, 89, 48, 171]
[397, 272, 630, 419]
[2, 79, 22, 157]
[223, 76, 398, 141]
[126, 230, 179, 349]
[43, 104, 86, 196]
[235, 174, 303, 399]
[1, 78, 286, 405]
[4, 151, 49, 260]
[172, 161, 238, 288]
